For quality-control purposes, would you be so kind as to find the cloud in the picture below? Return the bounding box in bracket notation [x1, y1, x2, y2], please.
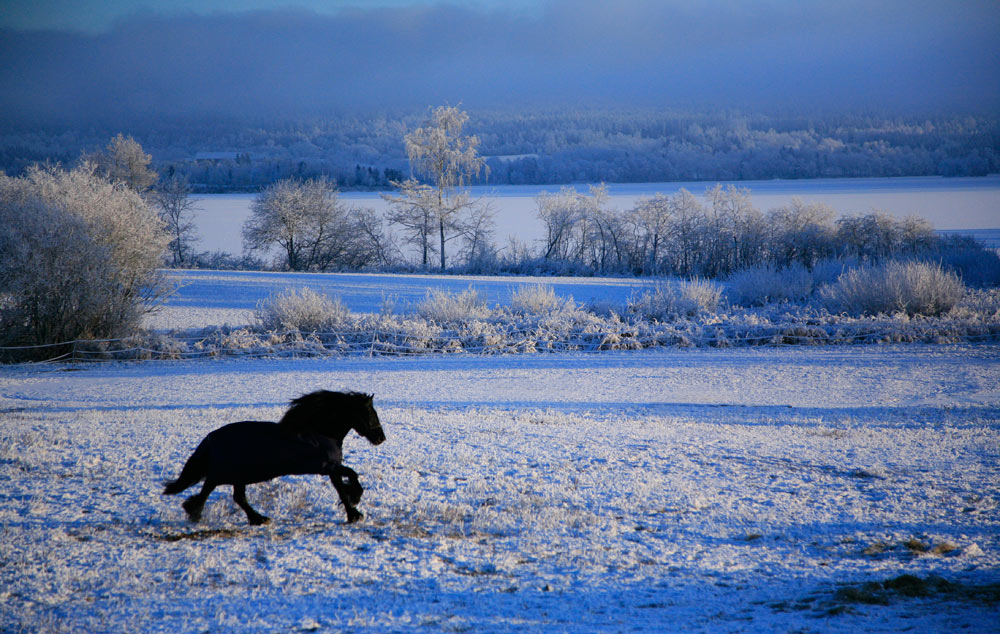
[1, 0, 997, 125]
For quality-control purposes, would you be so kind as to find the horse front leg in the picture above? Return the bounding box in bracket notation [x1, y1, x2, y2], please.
[329, 465, 364, 523]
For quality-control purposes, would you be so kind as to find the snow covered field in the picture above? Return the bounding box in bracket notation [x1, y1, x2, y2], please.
[1, 345, 998, 632]
[149, 270, 654, 331]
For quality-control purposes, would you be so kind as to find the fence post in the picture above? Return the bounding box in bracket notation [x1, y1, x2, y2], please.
[71, 340, 78, 363]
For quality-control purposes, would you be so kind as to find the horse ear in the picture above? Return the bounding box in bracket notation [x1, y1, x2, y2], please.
[366, 393, 374, 403]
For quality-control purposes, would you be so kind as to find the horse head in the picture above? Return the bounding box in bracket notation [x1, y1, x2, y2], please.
[280, 390, 385, 445]
[355, 393, 386, 446]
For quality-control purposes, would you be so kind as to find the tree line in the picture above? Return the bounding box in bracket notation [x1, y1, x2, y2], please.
[1, 107, 996, 191]
[201, 108, 994, 286]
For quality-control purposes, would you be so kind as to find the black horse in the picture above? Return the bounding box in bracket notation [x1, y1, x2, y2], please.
[163, 391, 385, 525]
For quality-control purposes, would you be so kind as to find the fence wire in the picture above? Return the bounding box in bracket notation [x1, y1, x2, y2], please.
[3, 323, 999, 364]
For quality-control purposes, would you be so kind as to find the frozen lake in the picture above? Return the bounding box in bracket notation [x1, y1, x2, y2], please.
[190, 176, 1000, 256]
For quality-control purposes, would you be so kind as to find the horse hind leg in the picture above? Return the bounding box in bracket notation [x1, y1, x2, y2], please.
[182, 480, 216, 523]
[233, 484, 270, 526]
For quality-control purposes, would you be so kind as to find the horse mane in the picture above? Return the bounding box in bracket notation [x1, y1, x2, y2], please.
[279, 390, 372, 433]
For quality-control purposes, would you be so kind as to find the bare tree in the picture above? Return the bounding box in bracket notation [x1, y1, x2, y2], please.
[534, 185, 612, 271]
[576, 184, 624, 273]
[151, 175, 199, 267]
[536, 187, 580, 262]
[456, 199, 497, 269]
[631, 193, 672, 275]
[352, 205, 399, 269]
[382, 178, 439, 268]
[392, 105, 489, 269]
[766, 198, 836, 268]
[705, 184, 764, 276]
[668, 189, 707, 277]
[243, 177, 371, 271]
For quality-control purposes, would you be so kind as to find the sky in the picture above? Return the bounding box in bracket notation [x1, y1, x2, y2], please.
[0, 0, 540, 33]
[1, 0, 998, 124]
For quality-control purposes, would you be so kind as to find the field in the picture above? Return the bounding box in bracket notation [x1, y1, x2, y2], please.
[147, 270, 653, 331]
[2, 342, 998, 632]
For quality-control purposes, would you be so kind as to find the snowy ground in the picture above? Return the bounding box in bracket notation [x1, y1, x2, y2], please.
[149, 270, 655, 331]
[1, 345, 998, 632]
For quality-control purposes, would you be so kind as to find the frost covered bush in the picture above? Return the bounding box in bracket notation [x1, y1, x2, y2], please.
[628, 279, 722, 320]
[948, 288, 1000, 321]
[0, 163, 168, 349]
[509, 284, 578, 316]
[726, 264, 813, 306]
[254, 287, 350, 332]
[417, 288, 492, 324]
[820, 261, 966, 317]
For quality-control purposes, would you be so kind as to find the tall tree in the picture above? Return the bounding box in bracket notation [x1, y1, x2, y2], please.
[389, 105, 488, 270]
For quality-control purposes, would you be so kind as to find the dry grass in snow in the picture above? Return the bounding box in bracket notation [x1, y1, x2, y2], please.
[0, 346, 997, 632]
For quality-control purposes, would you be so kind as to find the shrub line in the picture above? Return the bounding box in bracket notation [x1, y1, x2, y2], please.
[5, 326, 999, 363]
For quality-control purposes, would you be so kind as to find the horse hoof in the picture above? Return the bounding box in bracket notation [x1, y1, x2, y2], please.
[346, 510, 364, 524]
[182, 500, 202, 523]
[249, 515, 271, 526]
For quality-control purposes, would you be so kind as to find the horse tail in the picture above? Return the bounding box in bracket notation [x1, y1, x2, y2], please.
[162, 438, 210, 495]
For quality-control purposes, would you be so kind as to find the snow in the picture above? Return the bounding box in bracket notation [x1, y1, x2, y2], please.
[149, 269, 656, 330]
[1, 345, 998, 632]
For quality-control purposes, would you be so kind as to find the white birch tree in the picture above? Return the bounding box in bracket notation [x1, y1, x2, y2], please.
[387, 105, 489, 270]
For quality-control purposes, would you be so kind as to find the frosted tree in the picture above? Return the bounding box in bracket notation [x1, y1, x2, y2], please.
[0, 163, 169, 349]
[766, 198, 836, 268]
[243, 177, 372, 271]
[382, 178, 438, 268]
[576, 184, 625, 273]
[836, 212, 902, 261]
[705, 184, 764, 276]
[151, 175, 199, 267]
[535, 185, 614, 271]
[668, 189, 707, 277]
[387, 105, 489, 270]
[899, 215, 938, 254]
[88, 134, 158, 193]
[353, 206, 399, 269]
[456, 199, 497, 269]
[536, 187, 580, 262]
[631, 194, 672, 275]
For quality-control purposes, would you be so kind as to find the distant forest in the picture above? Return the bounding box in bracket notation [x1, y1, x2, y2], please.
[1, 108, 997, 191]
